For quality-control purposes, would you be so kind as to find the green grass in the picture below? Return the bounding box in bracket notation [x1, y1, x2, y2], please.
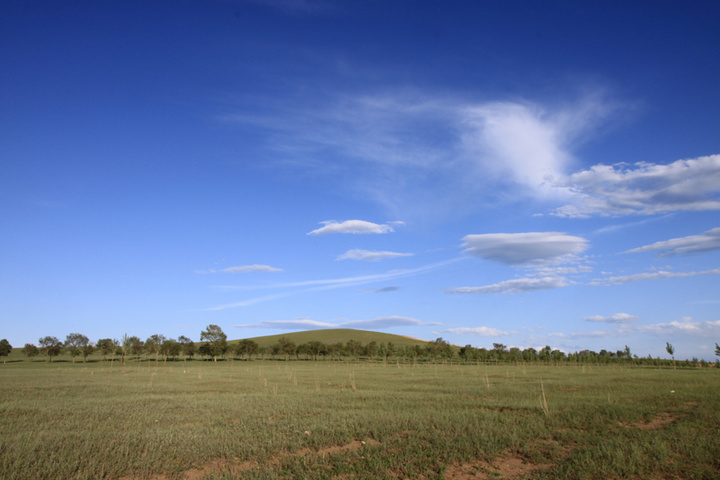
[1, 360, 718, 480]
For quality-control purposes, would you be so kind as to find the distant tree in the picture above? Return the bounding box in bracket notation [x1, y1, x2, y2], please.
[236, 339, 259, 360]
[178, 336, 195, 360]
[145, 334, 165, 364]
[82, 344, 95, 362]
[128, 336, 143, 361]
[200, 325, 227, 362]
[345, 339, 362, 358]
[160, 338, 180, 361]
[64, 333, 89, 363]
[306, 340, 325, 361]
[39, 336, 62, 362]
[365, 341, 379, 359]
[666, 342, 675, 369]
[0, 339, 12, 362]
[22, 343, 39, 360]
[276, 337, 296, 361]
[96, 338, 115, 361]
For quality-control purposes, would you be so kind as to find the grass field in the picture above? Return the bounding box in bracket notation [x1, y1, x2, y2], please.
[1, 360, 718, 480]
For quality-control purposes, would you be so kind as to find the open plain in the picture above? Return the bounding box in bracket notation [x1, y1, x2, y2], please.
[1, 359, 718, 479]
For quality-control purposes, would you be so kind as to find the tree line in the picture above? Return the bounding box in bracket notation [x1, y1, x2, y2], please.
[3, 326, 720, 367]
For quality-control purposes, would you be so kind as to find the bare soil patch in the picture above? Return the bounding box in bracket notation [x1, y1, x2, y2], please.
[620, 412, 680, 430]
[444, 450, 552, 480]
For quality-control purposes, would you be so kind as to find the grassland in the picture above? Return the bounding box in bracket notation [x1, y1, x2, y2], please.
[1, 359, 718, 480]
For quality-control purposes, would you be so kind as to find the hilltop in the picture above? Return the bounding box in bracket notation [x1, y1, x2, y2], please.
[231, 329, 431, 348]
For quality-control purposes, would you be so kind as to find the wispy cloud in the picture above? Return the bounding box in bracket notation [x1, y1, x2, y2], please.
[591, 268, 720, 286]
[551, 155, 720, 217]
[584, 313, 639, 324]
[308, 220, 396, 235]
[446, 276, 570, 295]
[442, 326, 516, 337]
[223, 264, 283, 273]
[461, 232, 589, 266]
[234, 316, 438, 330]
[625, 227, 720, 256]
[337, 249, 414, 261]
[366, 286, 400, 293]
[208, 258, 464, 310]
[220, 91, 613, 216]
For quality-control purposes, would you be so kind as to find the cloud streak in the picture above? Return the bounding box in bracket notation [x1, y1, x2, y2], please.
[625, 227, 720, 256]
[223, 264, 283, 273]
[337, 249, 414, 261]
[308, 220, 396, 235]
[208, 258, 464, 310]
[442, 326, 516, 337]
[592, 268, 720, 286]
[234, 316, 439, 330]
[446, 276, 570, 295]
[584, 313, 639, 324]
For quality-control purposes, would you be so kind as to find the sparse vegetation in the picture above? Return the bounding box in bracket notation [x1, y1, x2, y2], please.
[0, 357, 718, 480]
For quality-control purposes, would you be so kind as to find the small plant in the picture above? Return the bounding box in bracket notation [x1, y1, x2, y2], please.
[666, 342, 675, 369]
[540, 380, 549, 416]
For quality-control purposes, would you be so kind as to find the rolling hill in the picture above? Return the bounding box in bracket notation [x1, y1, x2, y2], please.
[231, 329, 431, 348]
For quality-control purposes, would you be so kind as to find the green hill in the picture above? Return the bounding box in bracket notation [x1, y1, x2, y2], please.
[232, 329, 430, 348]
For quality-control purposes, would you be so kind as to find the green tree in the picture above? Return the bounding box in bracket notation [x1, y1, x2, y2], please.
[128, 336, 143, 361]
[715, 343, 720, 357]
[666, 342, 675, 369]
[275, 337, 295, 361]
[160, 338, 180, 362]
[145, 334, 166, 364]
[64, 333, 89, 363]
[22, 343, 39, 360]
[39, 336, 62, 362]
[236, 339, 259, 360]
[178, 336, 195, 360]
[200, 324, 227, 362]
[96, 338, 115, 361]
[82, 344, 95, 362]
[0, 339, 12, 362]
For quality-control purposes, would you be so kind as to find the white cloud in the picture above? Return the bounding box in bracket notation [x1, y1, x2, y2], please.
[234, 316, 438, 330]
[625, 227, 720, 256]
[443, 326, 516, 337]
[308, 220, 395, 235]
[221, 91, 612, 216]
[446, 276, 570, 295]
[632, 318, 720, 336]
[461, 232, 589, 265]
[592, 268, 720, 286]
[584, 313, 639, 324]
[337, 249, 414, 261]
[223, 264, 283, 273]
[551, 155, 720, 217]
[461, 103, 570, 196]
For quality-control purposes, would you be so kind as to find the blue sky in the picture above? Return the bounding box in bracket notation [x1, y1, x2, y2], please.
[2, 0, 719, 360]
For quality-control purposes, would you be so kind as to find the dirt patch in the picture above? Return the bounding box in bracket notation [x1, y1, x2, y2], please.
[620, 412, 680, 430]
[119, 438, 381, 480]
[444, 450, 551, 480]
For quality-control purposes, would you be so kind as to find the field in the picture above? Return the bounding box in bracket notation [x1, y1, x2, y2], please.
[1, 360, 718, 480]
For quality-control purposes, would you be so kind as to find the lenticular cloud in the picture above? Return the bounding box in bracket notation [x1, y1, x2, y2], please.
[461, 232, 589, 265]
